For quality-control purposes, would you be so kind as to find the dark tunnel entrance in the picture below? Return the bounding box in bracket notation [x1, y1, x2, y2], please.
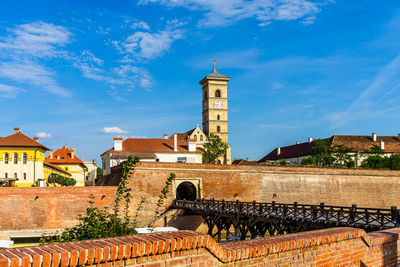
[176, 182, 197, 201]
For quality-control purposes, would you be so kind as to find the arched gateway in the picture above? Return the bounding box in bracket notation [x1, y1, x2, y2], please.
[176, 181, 197, 201]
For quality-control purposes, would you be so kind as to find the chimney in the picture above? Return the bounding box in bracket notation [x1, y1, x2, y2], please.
[277, 147, 281, 155]
[114, 138, 123, 151]
[188, 138, 196, 152]
[296, 141, 300, 145]
[380, 140, 385, 150]
[174, 134, 178, 152]
[71, 147, 75, 159]
[308, 137, 313, 143]
[33, 137, 39, 142]
[164, 133, 169, 139]
[14, 127, 20, 134]
[50, 149, 53, 159]
[372, 133, 377, 142]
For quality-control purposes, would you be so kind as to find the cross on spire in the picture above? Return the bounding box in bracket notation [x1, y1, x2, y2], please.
[211, 56, 217, 73]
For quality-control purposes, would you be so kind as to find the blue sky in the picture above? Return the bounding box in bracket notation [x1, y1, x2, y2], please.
[1, 0, 400, 162]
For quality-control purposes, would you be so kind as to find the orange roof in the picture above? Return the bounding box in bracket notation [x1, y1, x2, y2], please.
[331, 135, 400, 152]
[43, 162, 72, 176]
[106, 138, 202, 154]
[0, 132, 49, 150]
[45, 146, 86, 166]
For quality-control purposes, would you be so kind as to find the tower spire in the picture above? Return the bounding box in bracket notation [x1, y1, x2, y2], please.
[211, 56, 217, 73]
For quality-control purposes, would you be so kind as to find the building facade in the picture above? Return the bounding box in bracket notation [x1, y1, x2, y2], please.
[45, 145, 88, 186]
[0, 128, 49, 187]
[84, 160, 98, 186]
[101, 134, 203, 176]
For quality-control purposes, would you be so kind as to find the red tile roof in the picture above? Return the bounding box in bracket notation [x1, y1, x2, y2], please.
[45, 146, 86, 166]
[259, 141, 314, 162]
[0, 132, 49, 150]
[259, 135, 400, 162]
[105, 138, 202, 154]
[43, 162, 72, 176]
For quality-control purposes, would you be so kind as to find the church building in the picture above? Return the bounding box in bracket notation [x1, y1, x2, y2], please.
[101, 62, 232, 174]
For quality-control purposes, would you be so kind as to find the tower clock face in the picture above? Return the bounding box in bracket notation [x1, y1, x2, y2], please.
[214, 100, 222, 109]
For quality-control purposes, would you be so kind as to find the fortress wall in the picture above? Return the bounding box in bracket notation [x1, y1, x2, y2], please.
[0, 186, 116, 231]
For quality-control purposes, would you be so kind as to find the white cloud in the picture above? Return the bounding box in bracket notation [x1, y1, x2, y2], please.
[0, 21, 72, 97]
[117, 21, 184, 59]
[0, 84, 22, 98]
[0, 61, 71, 97]
[0, 21, 71, 59]
[139, 0, 330, 27]
[100, 127, 128, 134]
[35, 132, 53, 139]
[130, 21, 151, 31]
[329, 53, 400, 128]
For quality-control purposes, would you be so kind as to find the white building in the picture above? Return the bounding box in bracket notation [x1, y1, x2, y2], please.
[101, 133, 203, 176]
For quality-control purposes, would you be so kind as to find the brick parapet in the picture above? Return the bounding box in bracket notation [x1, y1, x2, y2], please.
[1, 227, 400, 266]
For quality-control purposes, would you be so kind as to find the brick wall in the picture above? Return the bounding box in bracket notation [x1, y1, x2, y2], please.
[0, 187, 116, 231]
[97, 162, 400, 227]
[1, 227, 399, 266]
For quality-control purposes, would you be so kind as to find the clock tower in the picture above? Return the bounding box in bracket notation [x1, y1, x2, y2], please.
[200, 60, 231, 164]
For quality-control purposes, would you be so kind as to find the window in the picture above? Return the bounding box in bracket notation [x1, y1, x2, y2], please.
[217, 160, 222, 164]
[13, 153, 18, 164]
[194, 135, 197, 140]
[5, 173, 7, 178]
[23, 173, 26, 180]
[23, 153, 27, 164]
[65, 167, 68, 171]
[4, 153, 8, 164]
[14, 173, 17, 179]
[217, 126, 221, 132]
[217, 114, 220, 120]
[215, 90, 221, 97]
[200, 135, 203, 141]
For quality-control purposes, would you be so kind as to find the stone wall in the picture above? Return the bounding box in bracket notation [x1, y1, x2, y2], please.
[1, 227, 400, 266]
[0, 187, 116, 231]
[98, 162, 400, 227]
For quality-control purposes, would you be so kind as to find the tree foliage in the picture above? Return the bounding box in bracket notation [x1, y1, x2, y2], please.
[41, 156, 140, 243]
[96, 167, 103, 179]
[48, 173, 76, 186]
[362, 146, 400, 170]
[305, 139, 355, 168]
[202, 134, 228, 164]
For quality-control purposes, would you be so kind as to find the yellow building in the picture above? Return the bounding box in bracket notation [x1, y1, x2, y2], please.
[45, 145, 88, 186]
[43, 162, 72, 185]
[0, 127, 49, 187]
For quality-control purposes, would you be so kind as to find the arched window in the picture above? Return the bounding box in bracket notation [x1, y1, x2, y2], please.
[13, 153, 18, 164]
[5, 173, 7, 178]
[23, 153, 27, 164]
[217, 126, 221, 132]
[14, 173, 17, 179]
[200, 135, 203, 141]
[23, 173, 26, 180]
[215, 90, 221, 97]
[65, 167, 68, 171]
[4, 153, 8, 164]
[194, 135, 197, 140]
[217, 114, 220, 120]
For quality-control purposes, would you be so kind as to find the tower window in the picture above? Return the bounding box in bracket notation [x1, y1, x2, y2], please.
[217, 114, 220, 120]
[217, 126, 221, 132]
[200, 135, 203, 141]
[14, 173, 17, 179]
[13, 153, 18, 164]
[4, 153, 8, 164]
[23, 173, 26, 180]
[194, 135, 197, 140]
[23, 153, 27, 164]
[215, 90, 221, 97]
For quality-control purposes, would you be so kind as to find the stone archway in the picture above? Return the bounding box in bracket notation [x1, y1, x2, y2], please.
[176, 181, 197, 201]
